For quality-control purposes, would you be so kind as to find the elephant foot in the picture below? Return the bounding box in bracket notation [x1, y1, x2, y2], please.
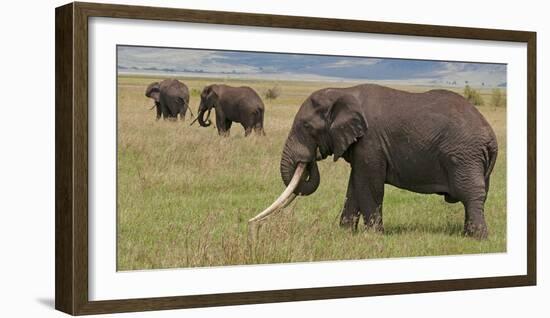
[339, 214, 359, 232]
[464, 221, 488, 240]
[364, 214, 384, 234]
[364, 223, 384, 234]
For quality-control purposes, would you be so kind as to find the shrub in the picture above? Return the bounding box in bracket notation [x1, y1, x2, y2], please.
[463, 85, 484, 106]
[190, 88, 201, 97]
[491, 88, 506, 107]
[264, 85, 282, 100]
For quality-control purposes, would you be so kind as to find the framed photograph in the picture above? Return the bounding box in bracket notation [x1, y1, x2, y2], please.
[55, 2, 536, 315]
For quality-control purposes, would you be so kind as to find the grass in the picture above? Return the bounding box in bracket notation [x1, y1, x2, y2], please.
[117, 75, 507, 270]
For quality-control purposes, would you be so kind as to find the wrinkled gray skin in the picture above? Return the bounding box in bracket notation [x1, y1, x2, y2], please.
[198, 84, 265, 137]
[145, 79, 190, 121]
[280, 84, 498, 239]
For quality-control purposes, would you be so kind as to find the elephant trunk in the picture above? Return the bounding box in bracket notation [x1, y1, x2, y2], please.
[197, 108, 212, 127]
[248, 136, 320, 231]
[280, 139, 320, 196]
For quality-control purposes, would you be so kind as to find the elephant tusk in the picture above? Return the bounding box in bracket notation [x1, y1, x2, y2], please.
[204, 109, 212, 124]
[248, 163, 305, 224]
[185, 102, 195, 118]
[280, 193, 297, 209]
[315, 147, 323, 160]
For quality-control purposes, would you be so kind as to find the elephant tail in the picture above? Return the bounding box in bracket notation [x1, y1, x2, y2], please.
[258, 108, 264, 125]
[255, 107, 266, 135]
[178, 96, 194, 118]
[484, 139, 498, 193]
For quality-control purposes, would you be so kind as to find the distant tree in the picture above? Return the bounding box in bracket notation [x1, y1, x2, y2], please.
[491, 88, 506, 107]
[463, 85, 472, 98]
[265, 85, 282, 100]
[463, 85, 485, 106]
[190, 88, 201, 97]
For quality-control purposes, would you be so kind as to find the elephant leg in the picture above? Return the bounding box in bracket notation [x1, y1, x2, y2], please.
[241, 119, 254, 137]
[223, 120, 232, 137]
[253, 110, 265, 136]
[155, 105, 161, 121]
[253, 121, 265, 136]
[160, 103, 169, 120]
[339, 176, 360, 231]
[463, 196, 488, 239]
[253, 127, 265, 136]
[244, 126, 252, 137]
[254, 128, 266, 136]
[217, 122, 231, 137]
[215, 114, 228, 137]
[450, 166, 488, 239]
[351, 159, 386, 232]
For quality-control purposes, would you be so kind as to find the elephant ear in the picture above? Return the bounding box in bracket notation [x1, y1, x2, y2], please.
[209, 85, 220, 99]
[327, 94, 368, 161]
[205, 85, 220, 109]
[145, 82, 160, 102]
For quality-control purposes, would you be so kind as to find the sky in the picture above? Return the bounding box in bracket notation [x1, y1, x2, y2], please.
[117, 46, 506, 87]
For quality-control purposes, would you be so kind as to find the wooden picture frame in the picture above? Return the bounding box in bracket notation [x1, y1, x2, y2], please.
[55, 1, 536, 315]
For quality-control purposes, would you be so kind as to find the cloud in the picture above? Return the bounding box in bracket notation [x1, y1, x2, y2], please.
[424, 62, 506, 86]
[321, 58, 382, 68]
[117, 46, 260, 73]
[118, 46, 506, 86]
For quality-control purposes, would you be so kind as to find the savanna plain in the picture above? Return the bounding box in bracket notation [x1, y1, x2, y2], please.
[117, 75, 506, 270]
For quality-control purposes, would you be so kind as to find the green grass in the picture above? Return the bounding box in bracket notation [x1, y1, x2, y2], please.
[117, 75, 507, 270]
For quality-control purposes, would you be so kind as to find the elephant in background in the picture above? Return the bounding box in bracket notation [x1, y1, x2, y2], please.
[145, 79, 191, 121]
[274, 84, 497, 239]
[196, 84, 265, 137]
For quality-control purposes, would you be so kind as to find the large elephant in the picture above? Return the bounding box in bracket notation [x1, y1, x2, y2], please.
[262, 84, 498, 239]
[196, 84, 265, 137]
[145, 79, 191, 121]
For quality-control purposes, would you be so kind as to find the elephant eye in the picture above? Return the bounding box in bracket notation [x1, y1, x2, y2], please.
[303, 122, 311, 129]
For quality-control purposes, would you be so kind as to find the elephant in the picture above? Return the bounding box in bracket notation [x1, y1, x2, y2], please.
[260, 84, 498, 239]
[145, 79, 191, 121]
[195, 84, 265, 137]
